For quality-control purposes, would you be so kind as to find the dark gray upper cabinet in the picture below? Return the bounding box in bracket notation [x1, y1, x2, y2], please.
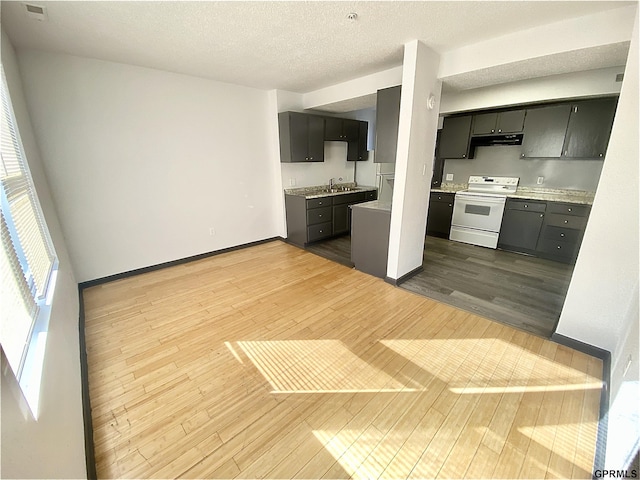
[562, 97, 618, 158]
[347, 121, 369, 161]
[279, 112, 324, 163]
[520, 104, 571, 158]
[472, 110, 525, 135]
[438, 115, 472, 159]
[374, 85, 401, 163]
[324, 117, 360, 142]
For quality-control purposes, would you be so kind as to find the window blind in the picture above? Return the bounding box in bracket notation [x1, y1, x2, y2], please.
[0, 66, 56, 380]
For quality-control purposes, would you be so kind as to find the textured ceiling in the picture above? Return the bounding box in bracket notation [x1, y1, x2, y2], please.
[1, 1, 634, 97]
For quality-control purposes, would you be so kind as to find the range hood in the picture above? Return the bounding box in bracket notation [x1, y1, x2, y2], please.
[470, 133, 523, 147]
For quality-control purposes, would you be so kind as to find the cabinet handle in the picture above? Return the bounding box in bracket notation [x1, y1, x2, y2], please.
[438, 196, 442, 200]
[318, 201, 323, 205]
[563, 150, 568, 156]
[564, 220, 569, 224]
[491, 129, 495, 133]
[567, 208, 572, 212]
[524, 204, 528, 208]
[448, 204, 452, 207]
[599, 153, 604, 157]
[310, 157, 313, 160]
[318, 214, 322, 217]
[540, 214, 544, 218]
[573, 106, 578, 113]
[521, 153, 525, 158]
[498, 129, 502, 133]
[557, 245, 562, 249]
[462, 154, 466, 158]
[319, 229, 323, 233]
[560, 233, 565, 237]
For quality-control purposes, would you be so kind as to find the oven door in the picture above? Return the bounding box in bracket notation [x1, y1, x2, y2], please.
[451, 192, 506, 232]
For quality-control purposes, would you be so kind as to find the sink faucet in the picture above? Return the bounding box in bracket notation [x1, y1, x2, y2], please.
[329, 178, 335, 189]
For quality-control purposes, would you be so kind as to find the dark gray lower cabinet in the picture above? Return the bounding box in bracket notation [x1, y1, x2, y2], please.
[498, 199, 546, 253]
[285, 190, 377, 247]
[351, 204, 391, 278]
[537, 202, 591, 263]
[498, 198, 590, 264]
[426, 192, 455, 238]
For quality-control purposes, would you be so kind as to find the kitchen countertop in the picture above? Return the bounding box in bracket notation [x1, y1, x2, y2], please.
[284, 183, 377, 199]
[350, 200, 392, 212]
[431, 184, 595, 205]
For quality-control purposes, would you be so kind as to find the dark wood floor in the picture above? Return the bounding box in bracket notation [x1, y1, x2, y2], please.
[305, 235, 574, 338]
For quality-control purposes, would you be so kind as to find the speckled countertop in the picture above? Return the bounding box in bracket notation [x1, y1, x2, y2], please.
[431, 183, 595, 205]
[284, 183, 377, 199]
[350, 200, 392, 212]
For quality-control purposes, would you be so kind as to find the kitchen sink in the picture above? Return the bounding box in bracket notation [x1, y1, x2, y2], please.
[317, 186, 358, 193]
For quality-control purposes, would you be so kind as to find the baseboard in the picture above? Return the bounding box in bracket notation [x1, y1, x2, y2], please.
[384, 265, 424, 286]
[79, 237, 281, 289]
[551, 333, 611, 471]
[77, 287, 97, 480]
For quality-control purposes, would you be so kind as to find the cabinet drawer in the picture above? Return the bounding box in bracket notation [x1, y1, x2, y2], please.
[544, 213, 588, 230]
[364, 190, 377, 201]
[307, 206, 332, 225]
[537, 237, 580, 260]
[506, 199, 546, 213]
[307, 222, 333, 242]
[541, 225, 582, 243]
[546, 202, 590, 216]
[306, 197, 331, 209]
[430, 192, 455, 203]
[332, 192, 365, 205]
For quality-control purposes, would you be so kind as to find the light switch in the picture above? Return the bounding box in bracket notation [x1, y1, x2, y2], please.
[537, 176, 544, 185]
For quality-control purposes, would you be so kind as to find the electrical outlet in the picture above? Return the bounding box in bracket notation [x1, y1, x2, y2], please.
[537, 176, 544, 185]
[289, 178, 296, 187]
[209, 227, 216, 236]
[446, 173, 454, 181]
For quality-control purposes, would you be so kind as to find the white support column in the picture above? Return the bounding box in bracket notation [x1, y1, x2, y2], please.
[386, 40, 442, 281]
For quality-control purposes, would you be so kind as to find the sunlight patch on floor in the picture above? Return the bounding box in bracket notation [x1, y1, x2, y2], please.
[235, 340, 415, 393]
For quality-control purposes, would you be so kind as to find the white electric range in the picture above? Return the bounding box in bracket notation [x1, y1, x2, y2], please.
[449, 176, 520, 249]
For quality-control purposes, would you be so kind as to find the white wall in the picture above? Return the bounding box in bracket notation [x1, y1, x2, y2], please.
[438, 6, 636, 79]
[556, 11, 638, 367]
[440, 66, 624, 114]
[17, 50, 280, 282]
[387, 40, 441, 280]
[1, 32, 86, 479]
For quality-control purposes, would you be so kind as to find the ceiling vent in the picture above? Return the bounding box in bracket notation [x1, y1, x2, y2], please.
[24, 3, 47, 21]
[615, 73, 625, 83]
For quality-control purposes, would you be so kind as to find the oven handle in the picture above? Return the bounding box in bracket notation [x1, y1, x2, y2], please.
[454, 193, 507, 205]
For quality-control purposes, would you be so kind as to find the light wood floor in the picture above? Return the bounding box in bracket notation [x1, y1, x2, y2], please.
[84, 240, 602, 479]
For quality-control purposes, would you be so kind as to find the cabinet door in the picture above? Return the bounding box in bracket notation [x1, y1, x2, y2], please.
[521, 105, 571, 158]
[324, 117, 343, 141]
[472, 113, 498, 135]
[343, 119, 360, 141]
[498, 209, 545, 251]
[439, 115, 472, 159]
[426, 193, 455, 238]
[307, 115, 325, 162]
[289, 112, 310, 162]
[347, 121, 369, 161]
[375, 85, 401, 163]
[332, 204, 350, 235]
[563, 98, 617, 158]
[497, 110, 525, 133]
